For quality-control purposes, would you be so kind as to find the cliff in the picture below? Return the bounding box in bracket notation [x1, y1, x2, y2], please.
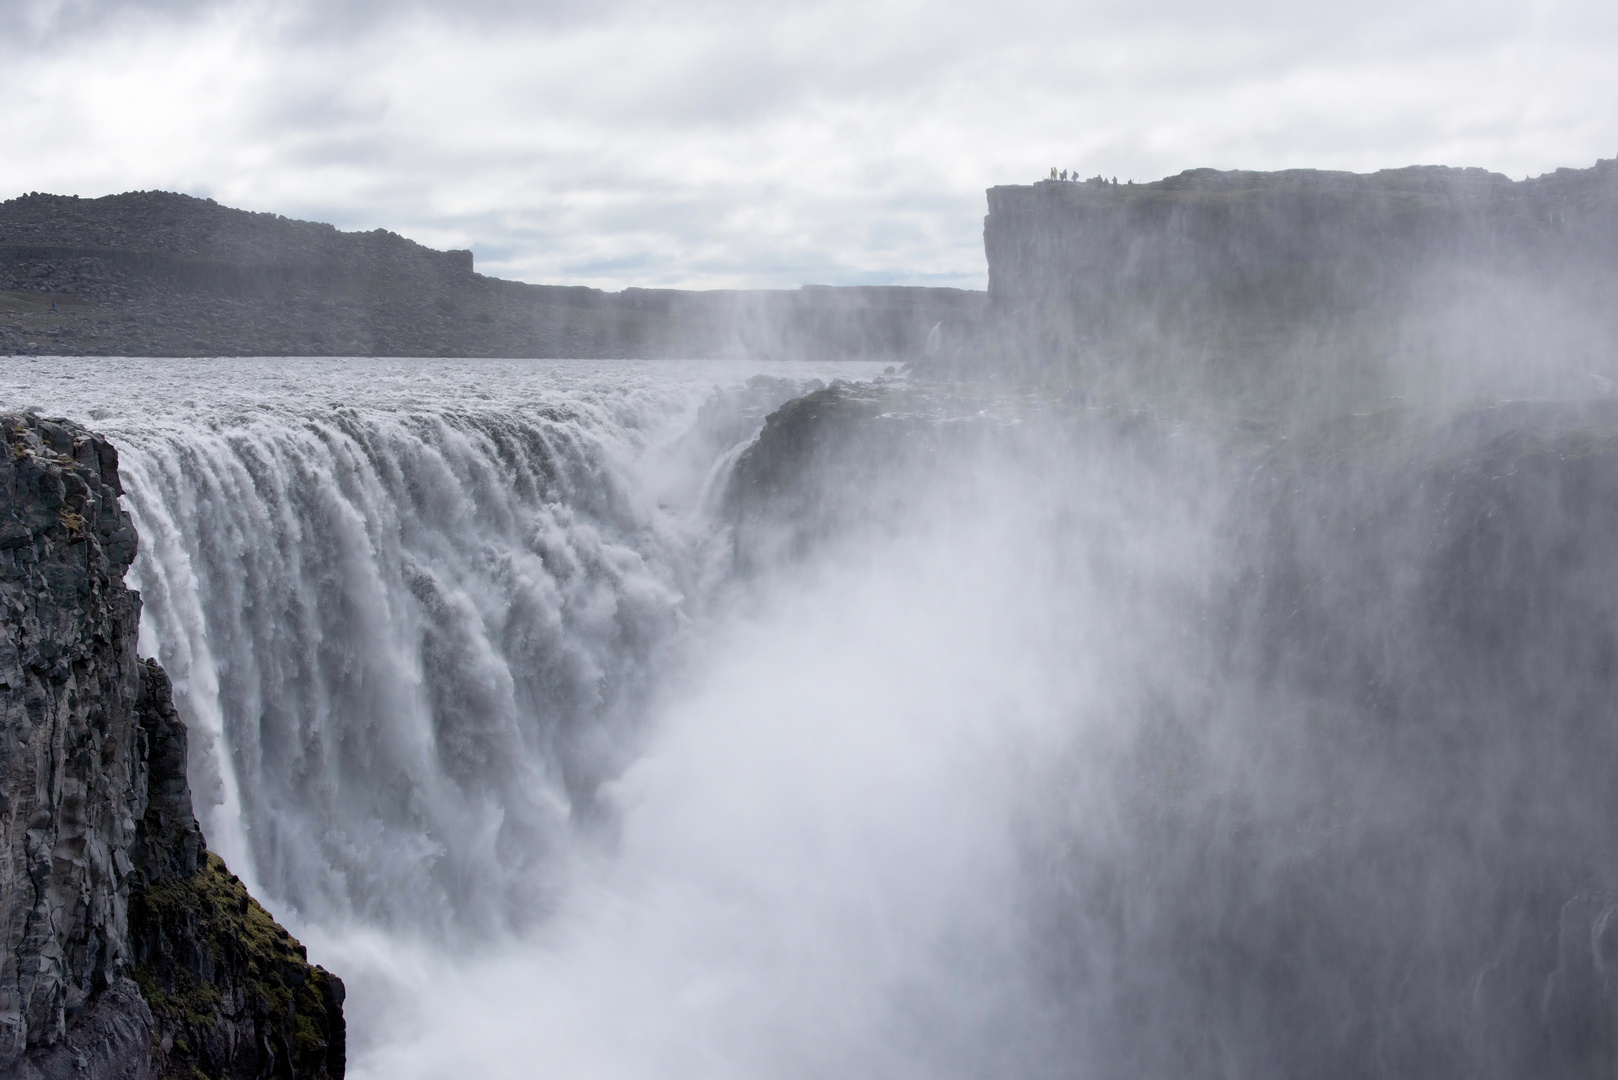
[728, 381, 1618, 1078]
[13, 158, 1616, 378]
[0, 414, 343, 1080]
[0, 191, 984, 359]
[977, 158, 1618, 415]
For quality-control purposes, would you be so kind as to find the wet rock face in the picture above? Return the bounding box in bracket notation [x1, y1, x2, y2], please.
[128, 662, 202, 892]
[1046, 409, 1618, 1080]
[2, 977, 154, 1080]
[722, 382, 963, 569]
[0, 414, 145, 1070]
[0, 413, 344, 1080]
[126, 662, 345, 1080]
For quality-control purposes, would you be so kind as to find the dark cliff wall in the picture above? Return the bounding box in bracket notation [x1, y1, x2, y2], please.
[0, 191, 984, 359]
[728, 383, 1618, 1079]
[0, 414, 343, 1080]
[1063, 401, 1618, 1080]
[0, 415, 146, 1074]
[978, 159, 1618, 413]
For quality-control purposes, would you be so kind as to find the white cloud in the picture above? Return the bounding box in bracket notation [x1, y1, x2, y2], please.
[2, 0, 1614, 289]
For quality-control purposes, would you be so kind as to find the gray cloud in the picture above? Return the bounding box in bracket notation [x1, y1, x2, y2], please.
[7, 0, 627, 45]
[2, 0, 1615, 289]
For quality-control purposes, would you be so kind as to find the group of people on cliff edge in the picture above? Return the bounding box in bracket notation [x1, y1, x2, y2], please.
[1049, 168, 1120, 186]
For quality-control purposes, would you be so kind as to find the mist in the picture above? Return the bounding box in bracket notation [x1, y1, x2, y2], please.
[5, 0, 1618, 1069]
[7, 202, 1618, 1078]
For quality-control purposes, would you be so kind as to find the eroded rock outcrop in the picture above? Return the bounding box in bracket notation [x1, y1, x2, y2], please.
[0, 414, 343, 1079]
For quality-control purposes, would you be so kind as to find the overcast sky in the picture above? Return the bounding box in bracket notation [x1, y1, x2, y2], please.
[2, 0, 1614, 289]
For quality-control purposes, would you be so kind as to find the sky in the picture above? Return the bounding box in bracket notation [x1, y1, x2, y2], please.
[1, 0, 1614, 290]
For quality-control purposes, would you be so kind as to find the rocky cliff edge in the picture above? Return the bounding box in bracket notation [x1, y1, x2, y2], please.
[0, 413, 343, 1080]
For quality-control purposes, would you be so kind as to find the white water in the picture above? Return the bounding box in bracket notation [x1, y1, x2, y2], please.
[0, 356, 872, 917]
[5, 356, 1138, 1077]
[9, 351, 1618, 1078]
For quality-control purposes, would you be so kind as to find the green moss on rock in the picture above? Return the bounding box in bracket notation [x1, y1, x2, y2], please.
[130, 853, 345, 1080]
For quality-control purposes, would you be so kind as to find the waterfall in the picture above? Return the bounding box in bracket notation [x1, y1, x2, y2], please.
[9, 356, 1613, 1079]
[0, 357, 857, 939]
[122, 410, 673, 933]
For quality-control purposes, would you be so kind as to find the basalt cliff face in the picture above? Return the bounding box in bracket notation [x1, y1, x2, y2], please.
[0, 191, 983, 360]
[977, 158, 1618, 414]
[0, 414, 343, 1080]
[729, 382, 1618, 1079]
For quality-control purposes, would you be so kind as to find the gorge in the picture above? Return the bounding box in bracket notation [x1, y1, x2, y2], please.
[3, 155, 1618, 1078]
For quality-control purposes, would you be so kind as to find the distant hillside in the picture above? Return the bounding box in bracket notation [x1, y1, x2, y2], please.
[0, 191, 985, 359]
[978, 158, 1618, 416]
[9, 161, 1616, 386]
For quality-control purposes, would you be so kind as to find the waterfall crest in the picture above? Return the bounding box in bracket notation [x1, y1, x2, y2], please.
[12, 359, 858, 937]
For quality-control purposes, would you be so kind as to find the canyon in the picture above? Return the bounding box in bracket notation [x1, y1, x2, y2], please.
[3, 155, 1618, 1078]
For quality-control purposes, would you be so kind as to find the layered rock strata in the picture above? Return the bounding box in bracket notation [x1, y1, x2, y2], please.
[0, 413, 343, 1079]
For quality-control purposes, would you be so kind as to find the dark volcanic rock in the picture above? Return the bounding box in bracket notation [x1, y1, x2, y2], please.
[724, 379, 1168, 567]
[1060, 403, 1618, 1080]
[128, 852, 344, 1080]
[723, 381, 996, 567]
[2, 978, 154, 1080]
[128, 663, 202, 891]
[0, 414, 147, 1072]
[0, 413, 343, 1080]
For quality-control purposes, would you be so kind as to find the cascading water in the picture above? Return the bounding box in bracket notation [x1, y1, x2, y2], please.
[0, 357, 1194, 1077]
[126, 406, 704, 934]
[0, 358, 869, 942]
[6, 356, 1618, 1079]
